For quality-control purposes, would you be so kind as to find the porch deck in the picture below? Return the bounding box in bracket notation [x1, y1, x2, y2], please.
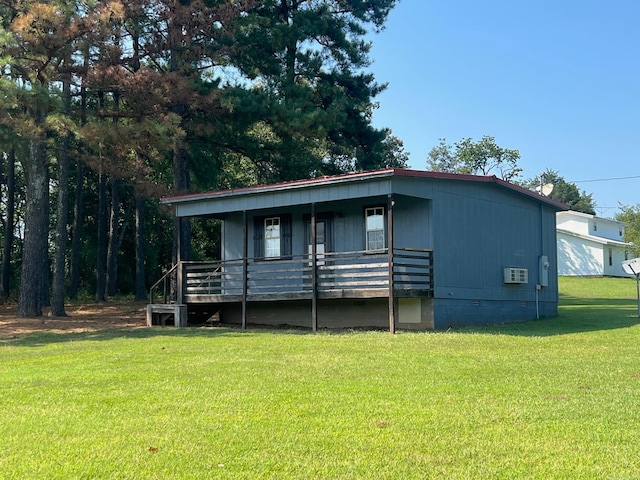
[151, 248, 433, 305]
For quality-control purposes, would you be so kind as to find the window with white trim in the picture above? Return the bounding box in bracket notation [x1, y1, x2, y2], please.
[365, 207, 385, 250]
[264, 217, 281, 258]
[254, 214, 292, 260]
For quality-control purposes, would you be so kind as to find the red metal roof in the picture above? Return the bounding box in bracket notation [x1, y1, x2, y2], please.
[161, 168, 569, 210]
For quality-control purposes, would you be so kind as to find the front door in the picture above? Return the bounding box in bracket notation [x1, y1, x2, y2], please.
[308, 220, 327, 265]
[306, 215, 333, 266]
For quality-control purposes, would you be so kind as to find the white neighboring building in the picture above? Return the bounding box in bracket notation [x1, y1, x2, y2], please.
[557, 210, 633, 277]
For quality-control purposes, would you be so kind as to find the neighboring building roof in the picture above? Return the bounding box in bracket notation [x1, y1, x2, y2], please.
[557, 228, 631, 247]
[556, 210, 631, 244]
[161, 168, 569, 210]
[556, 209, 626, 226]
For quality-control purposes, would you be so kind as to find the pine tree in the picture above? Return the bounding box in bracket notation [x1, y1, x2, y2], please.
[2, 0, 124, 315]
[225, 0, 402, 179]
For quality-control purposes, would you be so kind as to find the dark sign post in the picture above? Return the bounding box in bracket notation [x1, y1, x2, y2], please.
[622, 258, 640, 318]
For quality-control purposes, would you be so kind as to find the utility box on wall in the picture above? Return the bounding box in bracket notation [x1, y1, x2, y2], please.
[539, 255, 549, 287]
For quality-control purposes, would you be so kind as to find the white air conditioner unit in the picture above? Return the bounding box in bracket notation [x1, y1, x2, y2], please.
[504, 267, 528, 284]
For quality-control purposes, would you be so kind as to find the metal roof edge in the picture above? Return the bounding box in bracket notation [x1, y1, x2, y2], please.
[160, 168, 569, 210]
[160, 169, 397, 205]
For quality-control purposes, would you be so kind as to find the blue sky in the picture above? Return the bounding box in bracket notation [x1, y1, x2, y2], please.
[369, 0, 640, 217]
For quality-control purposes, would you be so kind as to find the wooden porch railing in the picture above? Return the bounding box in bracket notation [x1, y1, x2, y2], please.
[178, 248, 433, 300]
[150, 248, 433, 305]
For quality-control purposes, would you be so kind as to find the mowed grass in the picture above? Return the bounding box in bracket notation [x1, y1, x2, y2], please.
[1, 277, 640, 479]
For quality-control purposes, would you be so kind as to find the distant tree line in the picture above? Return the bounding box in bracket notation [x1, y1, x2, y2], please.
[0, 0, 407, 316]
[616, 205, 640, 257]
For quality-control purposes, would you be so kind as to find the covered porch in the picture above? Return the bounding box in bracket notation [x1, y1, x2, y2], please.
[150, 246, 433, 332]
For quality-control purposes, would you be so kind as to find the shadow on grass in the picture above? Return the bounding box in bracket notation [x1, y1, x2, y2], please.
[3, 297, 640, 345]
[458, 296, 640, 337]
[0, 325, 271, 347]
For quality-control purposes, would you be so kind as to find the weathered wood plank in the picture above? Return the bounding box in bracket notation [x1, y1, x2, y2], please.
[185, 294, 243, 303]
[185, 288, 433, 304]
[247, 292, 313, 302]
[394, 253, 433, 260]
[317, 271, 387, 280]
[394, 247, 433, 253]
[318, 289, 388, 299]
[393, 262, 433, 269]
[393, 270, 433, 276]
[319, 280, 388, 288]
[248, 267, 312, 276]
[318, 262, 388, 271]
[248, 274, 312, 282]
[394, 278, 433, 284]
[394, 289, 434, 298]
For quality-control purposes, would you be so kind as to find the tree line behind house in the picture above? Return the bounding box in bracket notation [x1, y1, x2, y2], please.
[0, 0, 408, 317]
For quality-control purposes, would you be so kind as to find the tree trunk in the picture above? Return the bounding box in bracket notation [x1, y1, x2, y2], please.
[172, 144, 191, 264]
[68, 160, 84, 298]
[1, 145, 16, 301]
[95, 167, 108, 302]
[17, 137, 49, 317]
[105, 178, 120, 297]
[134, 194, 147, 301]
[168, 13, 191, 266]
[70, 69, 87, 299]
[51, 143, 70, 316]
[51, 77, 72, 317]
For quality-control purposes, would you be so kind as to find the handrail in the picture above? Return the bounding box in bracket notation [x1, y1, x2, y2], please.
[149, 262, 179, 304]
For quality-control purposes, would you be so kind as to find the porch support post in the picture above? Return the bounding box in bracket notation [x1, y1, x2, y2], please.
[387, 194, 395, 334]
[311, 203, 318, 332]
[176, 216, 184, 305]
[242, 210, 248, 330]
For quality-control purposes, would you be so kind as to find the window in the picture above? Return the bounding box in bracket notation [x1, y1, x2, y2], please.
[264, 217, 281, 258]
[365, 207, 385, 250]
[593, 222, 597, 232]
[609, 248, 613, 266]
[625, 251, 629, 261]
[253, 214, 292, 259]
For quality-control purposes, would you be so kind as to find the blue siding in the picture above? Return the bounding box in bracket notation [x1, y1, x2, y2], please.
[428, 181, 558, 328]
[394, 197, 432, 249]
[222, 214, 243, 261]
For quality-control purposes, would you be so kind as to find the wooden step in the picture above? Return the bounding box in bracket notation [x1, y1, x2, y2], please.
[146, 304, 187, 327]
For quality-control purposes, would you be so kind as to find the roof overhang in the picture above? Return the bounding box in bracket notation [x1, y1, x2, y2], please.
[161, 168, 569, 217]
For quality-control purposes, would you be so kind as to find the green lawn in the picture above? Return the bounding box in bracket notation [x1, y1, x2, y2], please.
[1, 277, 640, 479]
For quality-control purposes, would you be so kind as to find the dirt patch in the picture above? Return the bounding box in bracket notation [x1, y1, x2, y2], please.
[0, 300, 148, 338]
